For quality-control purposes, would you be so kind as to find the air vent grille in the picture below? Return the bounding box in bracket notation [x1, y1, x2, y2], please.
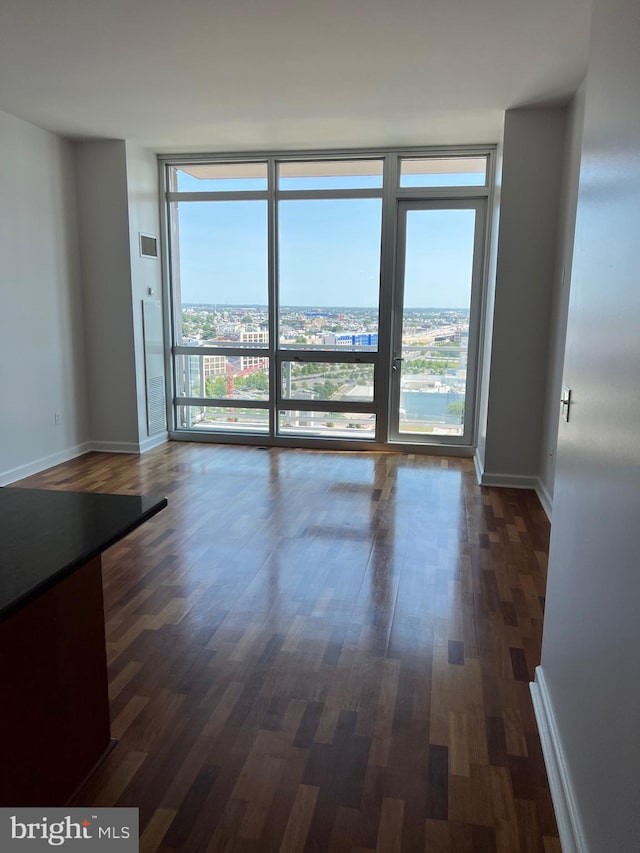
[140, 233, 158, 258]
[147, 375, 167, 435]
[142, 300, 166, 436]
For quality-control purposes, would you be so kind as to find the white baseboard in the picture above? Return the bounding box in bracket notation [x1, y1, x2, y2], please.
[0, 442, 93, 486]
[89, 440, 143, 454]
[477, 470, 539, 490]
[472, 459, 552, 519]
[92, 435, 168, 454]
[1, 434, 170, 485]
[91, 433, 168, 454]
[535, 478, 553, 521]
[139, 432, 169, 453]
[530, 667, 588, 853]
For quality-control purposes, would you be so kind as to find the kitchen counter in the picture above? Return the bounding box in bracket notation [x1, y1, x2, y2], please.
[0, 487, 167, 620]
[0, 486, 167, 806]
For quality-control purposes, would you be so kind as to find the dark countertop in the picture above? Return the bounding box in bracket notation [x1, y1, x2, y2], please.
[0, 487, 167, 622]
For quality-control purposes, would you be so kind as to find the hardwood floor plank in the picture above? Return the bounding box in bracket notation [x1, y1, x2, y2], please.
[14, 444, 558, 851]
[278, 784, 319, 853]
[375, 797, 404, 853]
[426, 745, 449, 820]
[139, 808, 177, 853]
[111, 695, 150, 740]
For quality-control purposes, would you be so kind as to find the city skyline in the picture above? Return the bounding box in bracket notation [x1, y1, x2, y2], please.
[181, 302, 471, 311]
[175, 199, 475, 309]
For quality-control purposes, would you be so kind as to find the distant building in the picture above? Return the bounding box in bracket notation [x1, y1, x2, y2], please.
[240, 330, 268, 370]
[203, 355, 226, 378]
[459, 328, 469, 371]
[322, 332, 378, 347]
[240, 330, 268, 344]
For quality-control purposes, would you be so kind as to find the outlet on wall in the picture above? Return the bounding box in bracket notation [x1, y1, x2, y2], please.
[54, 412, 61, 425]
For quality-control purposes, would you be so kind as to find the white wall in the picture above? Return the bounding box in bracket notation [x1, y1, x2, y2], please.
[74, 141, 167, 453]
[538, 86, 586, 508]
[74, 140, 141, 451]
[536, 0, 640, 848]
[125, 143, 166, 448]
[0, 110, 89, 484]
[480, 108, 567, 487]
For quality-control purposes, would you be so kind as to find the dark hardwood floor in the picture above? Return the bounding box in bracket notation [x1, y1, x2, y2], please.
[15, 443, 559, 852]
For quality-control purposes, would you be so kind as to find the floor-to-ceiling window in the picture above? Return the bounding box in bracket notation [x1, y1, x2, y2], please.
[162, 150, 492, 450]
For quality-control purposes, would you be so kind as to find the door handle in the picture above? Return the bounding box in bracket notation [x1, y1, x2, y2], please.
[392, 357, 404, 372]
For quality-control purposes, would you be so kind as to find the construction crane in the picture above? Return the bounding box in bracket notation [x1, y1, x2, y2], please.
[225, 359, 268, 396]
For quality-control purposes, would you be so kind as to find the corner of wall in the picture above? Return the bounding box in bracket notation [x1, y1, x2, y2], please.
[483, 108, 568, 482]
[473, 450, 484, 486]
[139, 433, 169, 453]
[74, 139, 147, 448]
[536, 84, 587, 506]
[534, 478, 553, 520]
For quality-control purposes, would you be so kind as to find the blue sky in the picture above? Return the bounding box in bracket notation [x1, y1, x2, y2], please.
[176, 183, 476, 309]
[403, 208, 475, 309]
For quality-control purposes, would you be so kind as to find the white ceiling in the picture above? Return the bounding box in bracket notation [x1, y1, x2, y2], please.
[0, 0, 592, 153]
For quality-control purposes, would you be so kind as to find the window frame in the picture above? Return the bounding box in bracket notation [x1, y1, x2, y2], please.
[160, 146, 494, 455]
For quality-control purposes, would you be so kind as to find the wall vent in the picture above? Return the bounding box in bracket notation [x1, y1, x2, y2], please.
[139, 233, 158, 258]
[146, 376, 167, 435]
[142, 300, 167, 435]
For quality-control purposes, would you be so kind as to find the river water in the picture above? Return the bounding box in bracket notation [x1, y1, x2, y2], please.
[401, 390, 465, 424]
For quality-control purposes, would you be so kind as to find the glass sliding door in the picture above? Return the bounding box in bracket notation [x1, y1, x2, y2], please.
[389, 200, 486, 444]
